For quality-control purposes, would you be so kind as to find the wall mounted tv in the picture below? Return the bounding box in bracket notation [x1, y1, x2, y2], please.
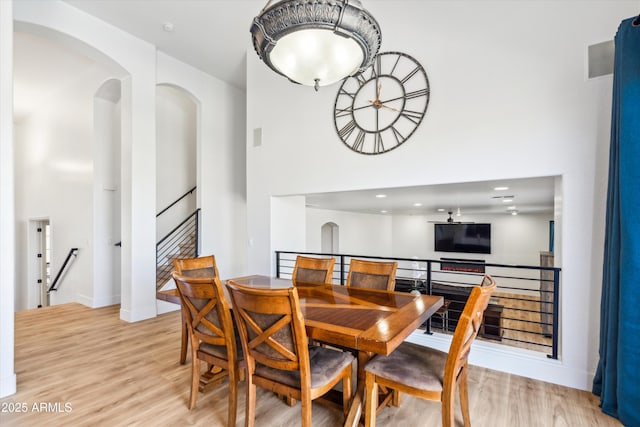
[434, 223, 491, 254]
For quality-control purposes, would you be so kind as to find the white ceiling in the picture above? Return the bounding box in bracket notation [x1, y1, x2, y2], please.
[16, 1, 556, 217]
[63, 0, 269, 89]
[13, 31, 101, 121]
[303, 176, 556, 217]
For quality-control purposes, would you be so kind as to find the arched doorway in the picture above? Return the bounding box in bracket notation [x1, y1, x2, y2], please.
[321, 222, 339, 254]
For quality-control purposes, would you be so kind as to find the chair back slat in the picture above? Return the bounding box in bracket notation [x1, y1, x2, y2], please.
[444, 275, 496, 389]
[173, 273, 236, 351]
[292, 255, 336, 284]
[227, 283, 310, 374]
[173, 255, 220, 278]
[346, 259, 398, 291]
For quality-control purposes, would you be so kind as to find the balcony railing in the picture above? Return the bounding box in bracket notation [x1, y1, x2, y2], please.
[275, 250, 561, 360]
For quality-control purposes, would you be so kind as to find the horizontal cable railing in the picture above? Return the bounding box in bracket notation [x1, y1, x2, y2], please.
[156, 209, 200, 290]
[275, 250, 561, 360]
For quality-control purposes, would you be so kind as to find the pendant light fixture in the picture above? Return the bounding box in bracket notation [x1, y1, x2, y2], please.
[250, 0, 382, 91]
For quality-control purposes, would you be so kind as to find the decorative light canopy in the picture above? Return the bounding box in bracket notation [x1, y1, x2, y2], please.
[251, 0, 382, 90]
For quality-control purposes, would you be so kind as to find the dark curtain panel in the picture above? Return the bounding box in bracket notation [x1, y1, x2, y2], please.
[593, 16, 640, 426]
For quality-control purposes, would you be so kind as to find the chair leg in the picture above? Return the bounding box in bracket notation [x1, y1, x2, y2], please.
[189, 355, 199, 410]
[180, 314, 188, 364]
[342, 370, 353, 418]
[364, 371, 378, 427]
[392, 389, 401, 407]
[441, 383, 457, 427]
[228, 370, 238, 427]
[301, 396, 312, 427]
[245, 375, 256, 427]
[459, 368, 471, 427]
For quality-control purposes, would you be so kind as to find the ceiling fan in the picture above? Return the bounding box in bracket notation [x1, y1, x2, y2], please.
[428, 210, 475, 224]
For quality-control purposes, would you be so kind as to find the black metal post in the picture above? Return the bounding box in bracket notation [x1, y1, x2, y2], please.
[276, 251, 281, 278]
[195, 210, 200, 257]
[549, 268, 560, 360]
[425, 260, 433, 334]
[339, 255, 345, 285]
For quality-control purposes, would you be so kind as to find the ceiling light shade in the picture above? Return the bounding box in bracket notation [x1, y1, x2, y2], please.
[251, 0, 382, 89]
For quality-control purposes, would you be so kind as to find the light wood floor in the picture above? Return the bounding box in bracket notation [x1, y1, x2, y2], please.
[0, 303, 620, 427]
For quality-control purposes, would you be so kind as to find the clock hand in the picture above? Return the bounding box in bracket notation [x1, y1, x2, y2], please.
[367, 99, 400, 112]
[376, 94, 405, 105]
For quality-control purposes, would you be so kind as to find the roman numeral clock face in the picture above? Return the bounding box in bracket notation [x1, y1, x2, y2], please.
[334, 52, 430, 154]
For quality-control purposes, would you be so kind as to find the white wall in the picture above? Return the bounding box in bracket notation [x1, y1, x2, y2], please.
[156, 84, 197, 242]
[247, 1, 636, 390]
[3, 0, 247, 398]
[306, 208, 393, 256]
[156, 52, 247, 279]
[14, 58, 114, 310]
[0, 0, 17, 399]
[272, 196, 306, 255]
[92, 85, 121, 308]
[391, 212, 551, 266]
[15, 0, 159, 322]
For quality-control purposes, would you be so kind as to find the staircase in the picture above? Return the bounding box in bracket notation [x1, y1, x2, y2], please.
[156, 234, 196, 290]
[154, 187, 199, 300]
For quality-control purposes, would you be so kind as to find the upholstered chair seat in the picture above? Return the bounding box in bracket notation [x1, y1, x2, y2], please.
[365, 342, 446, 392]
[255, 345, 354, 389]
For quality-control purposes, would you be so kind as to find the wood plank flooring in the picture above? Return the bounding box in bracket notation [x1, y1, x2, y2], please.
[0, 303, 620, 427]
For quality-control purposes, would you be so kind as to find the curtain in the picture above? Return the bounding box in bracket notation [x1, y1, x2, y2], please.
[593, 16, 640, 426]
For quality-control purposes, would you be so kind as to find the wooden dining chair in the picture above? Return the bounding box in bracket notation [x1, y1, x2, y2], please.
[173, 255, 219, 364]
[363, 275, 497, 427]
[226, 281, 354, 427]
[291, 255, 335, 284]
[346, 258, 398, 291]
[172, 272, 245, 426]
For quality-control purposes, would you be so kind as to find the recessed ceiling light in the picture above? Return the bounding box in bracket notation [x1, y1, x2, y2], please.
[511, 211, 518, 216]
[507, 206, 517, 210]
[437, 208, 445, 212]
[494, 186, 509, 191]
[380, 210, 388, 213]
[375, 194, 387, 198]
[502, 199, 513, 203]
[162, 22, 174, 32]
[413, 203, 422, 207]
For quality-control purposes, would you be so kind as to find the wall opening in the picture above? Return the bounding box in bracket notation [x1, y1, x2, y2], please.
[321, 222, 339, 254]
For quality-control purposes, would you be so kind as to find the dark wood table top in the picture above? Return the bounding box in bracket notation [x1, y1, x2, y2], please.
[226, 275, 443, 356]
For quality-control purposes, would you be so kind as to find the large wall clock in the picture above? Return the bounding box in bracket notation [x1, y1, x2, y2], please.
[333, 51, 430, 155]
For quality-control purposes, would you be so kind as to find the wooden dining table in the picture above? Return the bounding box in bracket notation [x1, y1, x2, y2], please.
[226, 275, 443, 427]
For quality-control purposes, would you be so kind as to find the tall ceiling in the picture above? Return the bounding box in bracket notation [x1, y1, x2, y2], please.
[303, 176, 556, 217]
[18, 1, 556, 217]
[63, 0, 273, 89]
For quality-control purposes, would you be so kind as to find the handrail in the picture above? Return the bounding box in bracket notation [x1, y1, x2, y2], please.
[157, 186, 196, 218]
[156, 209, 200, 247]
[275, 250, 562, 359]
[156, 209, 200, 290]
[113, 186, 198, 248]
[48, 248, 79, 293]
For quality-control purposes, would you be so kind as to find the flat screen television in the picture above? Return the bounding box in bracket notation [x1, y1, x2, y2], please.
[434, 223, 491, 254]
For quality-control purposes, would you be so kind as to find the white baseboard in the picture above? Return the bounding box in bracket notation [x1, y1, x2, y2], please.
[120, 304, 157, 323]
[0, 372, 17, 397]
[76, 293, 121, 308]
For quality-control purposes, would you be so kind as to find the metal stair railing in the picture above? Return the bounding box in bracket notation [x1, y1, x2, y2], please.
[48, 248, 79, 293]
[155, 208, 200, 290]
